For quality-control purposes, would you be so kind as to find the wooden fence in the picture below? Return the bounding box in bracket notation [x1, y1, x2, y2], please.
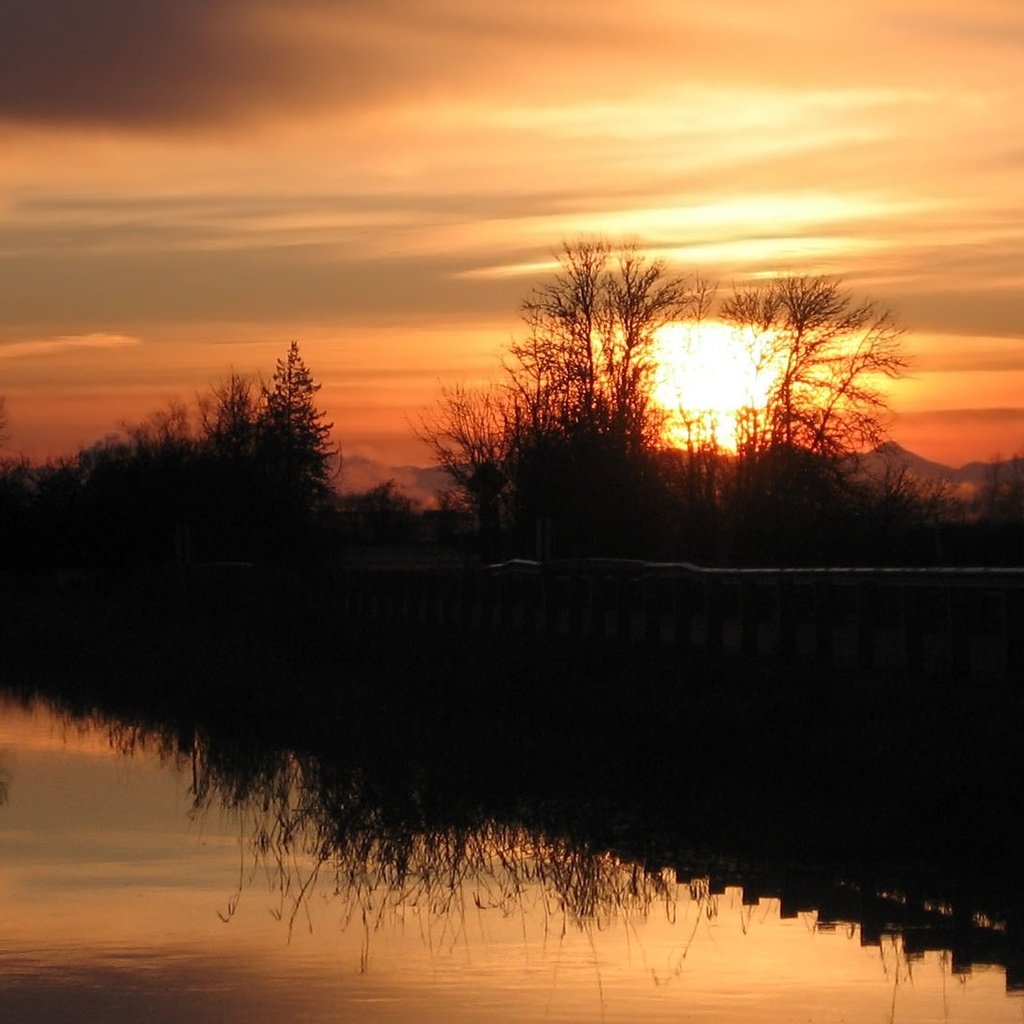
[339, 559, 1024, 682]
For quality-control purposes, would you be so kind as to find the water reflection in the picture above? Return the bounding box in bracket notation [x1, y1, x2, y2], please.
[187, 737, 1024, 996]
[135, 721, 680, 952]
[5, 687, 1020, 1013]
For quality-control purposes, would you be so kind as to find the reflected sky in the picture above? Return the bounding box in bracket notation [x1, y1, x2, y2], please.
[0, 695, 1020, 1024]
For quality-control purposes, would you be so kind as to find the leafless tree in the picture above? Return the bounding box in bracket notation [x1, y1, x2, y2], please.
[415, 382, 513, 551]
[978, 455, 1024, 522]
[511, 239, 699, 453]
[120, 401, 195, 458]
[199, 371, 261, 461]
[721, 275, 906, 461]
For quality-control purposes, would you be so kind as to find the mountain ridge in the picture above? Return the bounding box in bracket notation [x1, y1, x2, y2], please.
[344, 443, 1010, 504]
[867, 442, 1006, 487]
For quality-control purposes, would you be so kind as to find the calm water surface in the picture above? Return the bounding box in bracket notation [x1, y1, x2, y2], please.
[0, 694, 1020, 1023]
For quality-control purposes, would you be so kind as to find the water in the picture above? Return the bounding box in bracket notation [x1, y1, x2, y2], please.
[1, 693, 1021, 1023]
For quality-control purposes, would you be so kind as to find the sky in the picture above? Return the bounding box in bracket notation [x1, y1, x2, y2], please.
[1, 0, 1022, 476]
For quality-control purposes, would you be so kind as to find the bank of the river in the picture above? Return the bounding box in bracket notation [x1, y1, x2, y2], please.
[3, 565, 1022, 880]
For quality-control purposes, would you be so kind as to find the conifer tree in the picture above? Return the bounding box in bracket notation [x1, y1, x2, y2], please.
[259, 341, 335, 506]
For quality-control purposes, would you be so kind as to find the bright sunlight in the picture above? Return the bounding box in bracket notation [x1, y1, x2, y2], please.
[652, 321, 778, 451]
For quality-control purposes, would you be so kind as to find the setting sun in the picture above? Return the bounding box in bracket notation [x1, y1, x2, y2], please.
[652, 321, 778, 451]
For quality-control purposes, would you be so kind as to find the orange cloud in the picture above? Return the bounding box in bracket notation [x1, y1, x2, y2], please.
[0, 1, 1021, 465]
[0, 333, 142, 360]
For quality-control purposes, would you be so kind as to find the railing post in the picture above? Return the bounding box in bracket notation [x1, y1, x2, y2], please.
[948, 584, 970, 680]
[484, 572, 502, 630]
[612, 574, 630, 642]
[469, 570, 484, 631]
[855, 581, 876, 670]
[902, 585, 925, 675]
[564, 573, 584, 638]
[1003, 588, 1024, 682]
[813, 580, 834, 666]
[705, 577, 724, 655]
[739, 578, 758, 657]
[777, 579, 798, 661]
[673, 577, 693, 649]
[528, 572, 545, 636]
[646, 576, 668, 647]
[590, 574, 608, 640]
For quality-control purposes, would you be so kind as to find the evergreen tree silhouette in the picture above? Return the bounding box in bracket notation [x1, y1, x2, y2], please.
[259, 341, 335, 508]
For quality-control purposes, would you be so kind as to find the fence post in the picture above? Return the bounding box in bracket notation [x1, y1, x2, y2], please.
[673, 577, 693, 650]
[705, 577, 724, 655]
[777, 579, 798, 661]
[1002, 588, 1024, 682]
[948, 584, 970, 680]
[902, 585, 925, 675]
[813, 580, 834, 666]
[855, 581, 876, 670]
[739, 578, 758, 657]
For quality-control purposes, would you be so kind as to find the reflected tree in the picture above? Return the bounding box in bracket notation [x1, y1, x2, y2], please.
[185, 745, 678, 946]
[25, 689, 1024, 989]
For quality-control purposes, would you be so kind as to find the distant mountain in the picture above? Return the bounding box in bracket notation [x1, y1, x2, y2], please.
[956, 458, 1016, 488]
[864, 442, 1002, 489]
[866, 442, 952, 478]
[344, 442, 1011, 506]
[340, 455, 449, 504]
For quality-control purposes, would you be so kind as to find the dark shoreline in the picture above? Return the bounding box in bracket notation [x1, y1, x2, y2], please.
[4, 564, 1023, 876]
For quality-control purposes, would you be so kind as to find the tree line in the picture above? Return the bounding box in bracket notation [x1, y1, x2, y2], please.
[0, 341, 338, 566]
[3, 240, 1024, 569]
[419, 239, 929, 563]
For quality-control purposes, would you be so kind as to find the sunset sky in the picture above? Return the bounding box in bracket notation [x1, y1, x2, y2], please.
[1, 0, 1021, 476]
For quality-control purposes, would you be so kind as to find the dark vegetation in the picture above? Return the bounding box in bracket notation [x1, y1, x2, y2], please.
[420, 241, 1021, 565]
[2, 245, 1023, 567]
[1, 341, 340, 566]
[4, 568, 1023, 921]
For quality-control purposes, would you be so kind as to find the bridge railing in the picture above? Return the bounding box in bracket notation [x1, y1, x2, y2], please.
[340, 559, 1024, 682]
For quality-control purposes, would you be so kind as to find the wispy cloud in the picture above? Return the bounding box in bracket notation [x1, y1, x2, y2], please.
[1, 1, 1021, 463]
[0, 333, 142, 360]
[4, 1, 1018, 132]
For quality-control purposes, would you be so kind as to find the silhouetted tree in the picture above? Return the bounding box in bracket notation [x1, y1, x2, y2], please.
[258, 341, 335, 508]
[0, 394, 8, 447]
[415, 383, 512, 558]
[421, 241, 700, 558]
[1, 345, 342, 567]
[511, 239, 697, 453]
[978, 455, 1024, 523]
[716, 275, 907, 562]
[852, 446, 954, 562]
[0, 456, 34, 567]
[722, 275, 905, 461]
[200, 371, 261, 463]
[339, 480, 418, 544]
[506, 240, 699, 555]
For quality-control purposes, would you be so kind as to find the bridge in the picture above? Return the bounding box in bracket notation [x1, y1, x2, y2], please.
[339, 559, 1024, 683]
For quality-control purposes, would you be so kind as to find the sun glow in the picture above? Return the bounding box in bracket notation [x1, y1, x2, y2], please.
[652, 321, 778, 452]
